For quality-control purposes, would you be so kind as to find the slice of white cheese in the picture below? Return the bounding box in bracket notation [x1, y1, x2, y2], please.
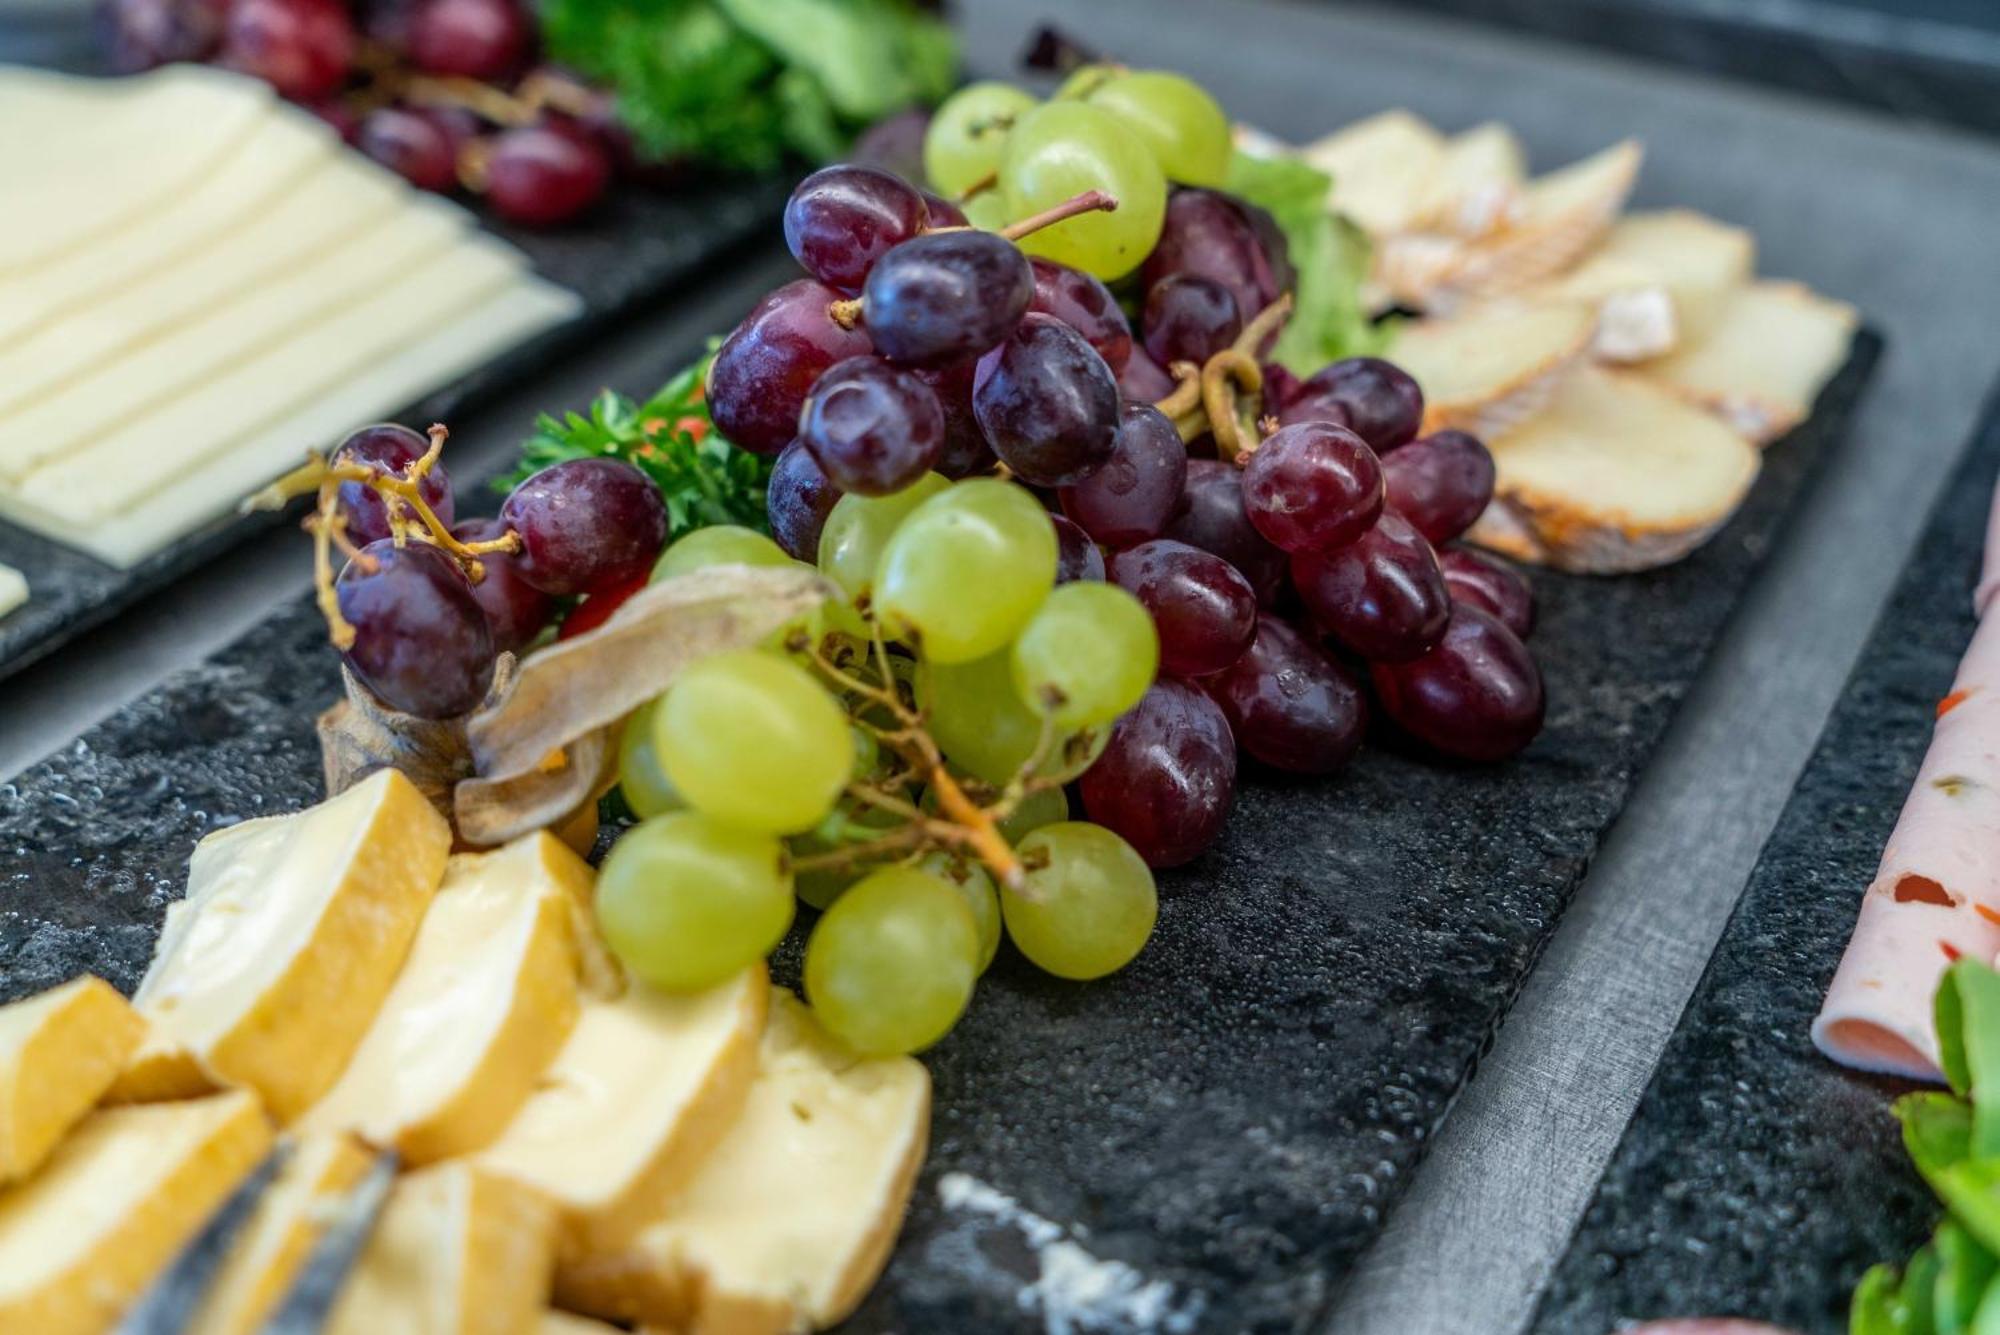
[1641, 279, 1858, 443]
[0, 199, 467, 483]
[1597, 209, 1755, 349]
[0, 563, 23, 619]
[0, 976, 146, 1185]
[479, 966, 768, 1258]
[185, 1132, 373, 1335]
[301, 833, 590, 1165]
[326, 1160, 559, 1335]
[0, 1090, 272, 1335]
[556, 989, 929, 1334]
[113, 768, 452, 1122]
[1302, 110, 1447, 237]
[1390, 301, 1595, 438]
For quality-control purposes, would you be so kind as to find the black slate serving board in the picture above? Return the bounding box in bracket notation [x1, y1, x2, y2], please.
[0, 336, 1880, 1333]
[1529, 378, 2000, 1335]
[0, 175, 790, 684]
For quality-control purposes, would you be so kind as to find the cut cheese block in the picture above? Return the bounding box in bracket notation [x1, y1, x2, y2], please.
[1303, 110, 1446, 237]
[301, 833, 590, 1165]
[480, 966, 768, 1257]
[0, 1090, 272, 1335]
[185, 1132, 373, 1335]
[556, 989, 929, 1334]
[1641, 279, 1858, 443]
[114, 768, 452, 1121]
[0, 975, 146, 1185]
[1597, 209, 1755, 348]
[1390, 301, 1595, 439]
[325, 1161, 559, 1335]
[0, 564, 23, 620]
[1470, 365, 1761, 573]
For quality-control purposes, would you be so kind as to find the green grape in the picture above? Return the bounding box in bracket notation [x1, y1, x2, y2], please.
[1084, 70, 1232, 187]
[1011, 582, 1157, 729]
[919, 650, 1109, 786]
[924, 81, 1039, 198]
[999, 100, 1167, 281]
[616, 696, 682, 818]
[656, 649, 851, 835]
[1052, 62, 1120, 101]
[596, 811, 793, 992]
[918, 851, 1000, 973]
[788, 795, 901, 910]
[962, 189, 1012, 232]
[1003, 822, 1157, 980]
[651, 524, 789, 582]
[817, 472, 949, 603]
[805, 866, 979, 1055]
[920, 777, 1070, 846]
[874, 479, 1056, 663]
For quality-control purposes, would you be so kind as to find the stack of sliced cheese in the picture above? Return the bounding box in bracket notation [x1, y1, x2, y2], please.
[0, 64, 581, 571]
[1253, 111, 1857, 574]
[0, 768, 931, 1333]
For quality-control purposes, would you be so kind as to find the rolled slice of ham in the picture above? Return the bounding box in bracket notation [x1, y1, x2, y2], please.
[1813, 610, 2000, 1080]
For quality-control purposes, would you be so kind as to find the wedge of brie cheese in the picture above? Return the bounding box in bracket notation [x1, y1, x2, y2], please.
[114, 768, 452, 1121]
[302, 833, 590, 1165]
[0, 975, 146, 1185]
[0, 1090, 272, 1335]
[556, 989, 929, 1334]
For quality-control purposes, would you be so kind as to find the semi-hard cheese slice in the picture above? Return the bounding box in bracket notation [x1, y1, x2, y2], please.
[301, 833, 589, 1165]
[0, 975, 146, 1185]
[556, 989, 929, 1333]
[480, 966, 768, 1257]
[0, 1090, 272, 1335]
[325, 1161, 559, 1335]
[114, 768, 452, 1121]
[1641, 279, 1858, 444]
[1597, 209, 1755, 349]
[0, 564, 22, 619]
[184, 1132, 373, 1335]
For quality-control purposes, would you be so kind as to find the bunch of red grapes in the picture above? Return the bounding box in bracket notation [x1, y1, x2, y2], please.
[98, 0, 624, 224]
[721, 162, 1546, 872]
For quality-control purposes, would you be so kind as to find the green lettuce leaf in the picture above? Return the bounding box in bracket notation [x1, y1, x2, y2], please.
[1222, 149, 1381, 374]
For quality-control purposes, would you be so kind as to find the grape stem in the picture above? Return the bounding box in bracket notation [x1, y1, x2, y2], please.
[1204, 350, 1263, 462]
[1146, 294, 1298, 462]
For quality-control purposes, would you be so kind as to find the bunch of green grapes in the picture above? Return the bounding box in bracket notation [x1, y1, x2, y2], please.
[923, 66, 1231, 280]
[595, 473, 1164, 1058]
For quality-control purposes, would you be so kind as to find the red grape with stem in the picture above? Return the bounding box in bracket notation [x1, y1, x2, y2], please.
[784, 165, 930, 294]
[1140, 190, 1287, 347]
[221, 0, 354, 100]
[451, 517, 553, 652]
[1110, 539, 1258, 677]
[484, 122, 611, 227]
[1371, 604, 1544, 762]
[1203, 614, 1367, 775]
[1079, 677, 1237, 869]
[499, 457, 667, 595]
[1143, 273, 1241, 367]
[798, 356, 944, 496]
[972, 313, 1119, 487]
[332, 424, 455, 545]
[1058, 402, 1187, 547]
[1162, 458, 1288, 606]
[1240, 421, 1384, 555]
[860, 229, 1033, 368]
[407, 0, 528, 80]
[1439, 547, 1534, 638]
[1292, 510, 1450, 662]
[707, 279, 873, 455]
[1381, 430, 1495, 544]
[337, 540, 494, 718]
[767, 440, 841, 561]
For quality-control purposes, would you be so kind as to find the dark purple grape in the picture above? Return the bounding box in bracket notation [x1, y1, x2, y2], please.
[972, 313, 1119, 487]
[708, 280, 874, 455]
[1298, 357, 1424, 453]
[783, 165, 929, 294]
[1381, 430, 1495, 545]
[1140, 190, 1286, 337]
[499, 457, 667, 596]
[1241, 421, 1384, 555]
[1371, 605, 1544, 761]
[1110, 539, 1258, 677]
[451, 517, 554, 653]
[1277, 384, 1355, 432]
[1142, 273, 1241, 367]
[912, 363, 995, 478]
[850, 108, 930, 186]
[332, 424, 454, 546]
[1262, 361, 1305, 413]
[484, 123, 610, 227]
[1203, 614, 1366, 774]
[861, 230, 1032, 368]
[1052, 515, 1105, 584]
[920, 191, 969, 228]
[338, 540, 494, 718]
[357, 107, 457, 192]
[406, 0, 526, 79]
[1440, 547, 1534, 639]
[1079, 678, 1236, 869]
[1058, 403, 1187, 547]
[1029, 258, 1132, 372]
[768, 440, 841, 561]
[97, 0, 226, 71]
[797, 355, 943, 496]
[221, 0, 353, 99]
[1292, 511, 1449, 662]
[1162, 458, 1288, 606]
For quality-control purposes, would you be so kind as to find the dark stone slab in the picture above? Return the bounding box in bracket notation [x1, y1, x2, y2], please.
[1530, 379, 2000, 1335]
[0, 336, 1880, 1333]
[0, 174, 791, 684]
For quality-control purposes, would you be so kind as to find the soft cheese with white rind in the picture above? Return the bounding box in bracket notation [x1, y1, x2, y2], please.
[0, 1090, 272, 1335]
[1302, 110, 1447, 237]
[480, 966, 767, 1257]
[0, 564, 23, 620]
[1389, 301, 1594, 438]
[301, 833, 589, 1165]
[0, 975, 146, 1185]
[1595, 209, 1754, 347]
[556, 989, 929, 1333]
[1641, 279, 1857, 443]
[114, 768, 452, 1121]
[1814, 608, 2000, 1080]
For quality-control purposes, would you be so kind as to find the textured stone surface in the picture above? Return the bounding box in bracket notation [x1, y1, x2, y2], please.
[0, 176, 789, 683]
[0, 339, 1878, 1332]
[1531, 382, 2000, 1335]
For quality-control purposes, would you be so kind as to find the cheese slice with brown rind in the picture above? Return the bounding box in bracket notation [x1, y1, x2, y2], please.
[0, 975, 145, 1185]
[1641, 279, 1857, 444]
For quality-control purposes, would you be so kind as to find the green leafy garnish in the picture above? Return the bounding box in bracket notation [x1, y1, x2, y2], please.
[496, 354, 772, 542]
[1223, 149, 1383, 373]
